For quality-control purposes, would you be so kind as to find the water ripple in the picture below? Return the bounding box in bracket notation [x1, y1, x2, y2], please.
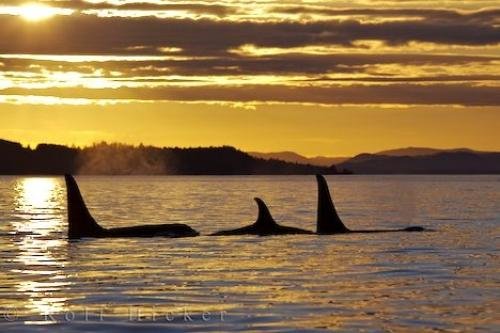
[0, 175, 498, 332]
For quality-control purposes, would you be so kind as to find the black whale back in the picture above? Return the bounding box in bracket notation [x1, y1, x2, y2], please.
[253, 197, 279, 231]
[316, 174, 350, 234]
[65, 174, 199, 239]
[65, 174, 106, 239]
[211, 198, 312, 236]
[315, 174, 427, 234]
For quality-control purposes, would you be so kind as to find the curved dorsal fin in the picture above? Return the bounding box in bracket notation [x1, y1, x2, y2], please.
[253, 197, 278, 228]
[65, 174, 105, 239]
[316, 174, 349, 233]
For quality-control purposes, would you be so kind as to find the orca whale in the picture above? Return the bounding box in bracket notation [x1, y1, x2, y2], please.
[211, 198, 313, 236]
[316, 174, 426, 234]
[64, 174, 199, 239]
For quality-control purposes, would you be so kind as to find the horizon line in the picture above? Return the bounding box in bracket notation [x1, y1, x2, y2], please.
[1, 137, 497, 157]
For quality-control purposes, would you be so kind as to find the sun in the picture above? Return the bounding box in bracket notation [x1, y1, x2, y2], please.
[19, 3, 57, 21]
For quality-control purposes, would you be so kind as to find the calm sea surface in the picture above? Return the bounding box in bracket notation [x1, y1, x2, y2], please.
[0, 175, 498, 332]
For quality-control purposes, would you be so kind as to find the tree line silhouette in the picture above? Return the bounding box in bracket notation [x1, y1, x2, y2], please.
[0, 139, 341, 175]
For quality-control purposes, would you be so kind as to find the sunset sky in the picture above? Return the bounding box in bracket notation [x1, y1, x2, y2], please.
[0, 0, 499, 156]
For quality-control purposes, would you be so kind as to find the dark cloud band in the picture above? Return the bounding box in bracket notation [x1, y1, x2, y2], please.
[0, 14, 498, 57]
[2, 84, 499, 106]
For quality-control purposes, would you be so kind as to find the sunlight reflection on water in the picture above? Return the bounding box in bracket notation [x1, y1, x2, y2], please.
[9, 178, 69, 320]
[0, 175, 498, 332]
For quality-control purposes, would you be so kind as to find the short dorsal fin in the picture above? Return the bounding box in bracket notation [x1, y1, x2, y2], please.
[65, 174, 105, 239]
[316, 174, 349, 234]
[253, 197, 278, 228]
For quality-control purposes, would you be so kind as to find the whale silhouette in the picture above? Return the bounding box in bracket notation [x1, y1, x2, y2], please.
[65, 174, 199, 239]
[211, 198, 313, 236]
[316, 174, 426, 234]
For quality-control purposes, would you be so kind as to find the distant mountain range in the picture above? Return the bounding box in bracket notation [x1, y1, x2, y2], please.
[337, 151, 500, 174]
[248, 151, 349, 167]
[252, 147, 500, 174]
[374, 147, 482, 157]
[1, 139, 498, 174]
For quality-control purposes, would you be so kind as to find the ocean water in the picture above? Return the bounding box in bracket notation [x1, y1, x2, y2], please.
[0, 175, 498, 332]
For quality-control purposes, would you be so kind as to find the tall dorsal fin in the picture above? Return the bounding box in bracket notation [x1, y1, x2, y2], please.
[65, 174, 105, 239]
[253, 197, 278, 228]
[316, 174, 349, 233]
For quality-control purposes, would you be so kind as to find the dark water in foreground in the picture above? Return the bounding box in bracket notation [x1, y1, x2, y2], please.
[0, 175, 498, 332]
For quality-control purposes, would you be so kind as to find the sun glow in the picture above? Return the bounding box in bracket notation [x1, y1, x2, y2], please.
[16, 178, 57, 210]
[19, 3, 57, 21]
